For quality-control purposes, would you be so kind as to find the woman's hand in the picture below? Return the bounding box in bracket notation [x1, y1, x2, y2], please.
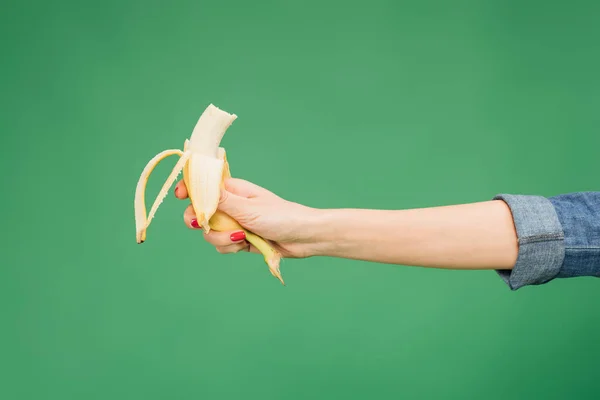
[174, 178, 320, 258]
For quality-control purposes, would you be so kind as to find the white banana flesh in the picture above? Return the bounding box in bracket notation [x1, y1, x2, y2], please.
[187, 153, 224, 230]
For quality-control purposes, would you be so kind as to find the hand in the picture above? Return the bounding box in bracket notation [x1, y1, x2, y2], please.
[174, 178, 320, 258]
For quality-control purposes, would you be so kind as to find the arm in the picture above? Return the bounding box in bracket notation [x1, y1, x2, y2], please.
[175, 178, 600, 290]
[308, 201, 518, 270]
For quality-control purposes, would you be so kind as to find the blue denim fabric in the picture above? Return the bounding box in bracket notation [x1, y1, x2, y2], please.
[493, 192, 600, 290]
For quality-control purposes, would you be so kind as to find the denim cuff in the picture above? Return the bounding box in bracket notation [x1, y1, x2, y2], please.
[493, 194, 566, 290]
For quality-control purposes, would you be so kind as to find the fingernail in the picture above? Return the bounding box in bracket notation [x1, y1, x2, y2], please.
[175, 187, 179, 196]
[190, 219, 201, 229]
[230, 231, 246, 242]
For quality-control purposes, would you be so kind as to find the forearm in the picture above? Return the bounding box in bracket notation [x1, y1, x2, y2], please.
[309, 200, 519, 270]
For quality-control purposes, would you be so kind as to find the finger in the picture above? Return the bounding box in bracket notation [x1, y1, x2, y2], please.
[202, 230, 262, 256]
[203, 230, 247, 247]
[184, 204, 199, 229]
[223, 178, 272, 199]
[174, 179, 188, 199]
[215, 243, 263, 255]
[218, 189, 251, 220]
[215, 242, 250, 254]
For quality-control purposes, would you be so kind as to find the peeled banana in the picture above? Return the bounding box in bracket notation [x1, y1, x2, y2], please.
[134, 104, 284, 285]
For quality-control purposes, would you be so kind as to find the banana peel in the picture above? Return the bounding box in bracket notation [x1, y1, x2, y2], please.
[134, 104, 284, 285]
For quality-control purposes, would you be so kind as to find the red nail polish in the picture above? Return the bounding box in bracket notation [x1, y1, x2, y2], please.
[230, 231, 246, 242]
[191, 219, 200, 229]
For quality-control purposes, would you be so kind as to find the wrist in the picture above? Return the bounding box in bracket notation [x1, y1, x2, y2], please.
[298, 207, 350, 257]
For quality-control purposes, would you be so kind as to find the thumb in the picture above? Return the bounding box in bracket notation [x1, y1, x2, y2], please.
[218, 187, 251, 220]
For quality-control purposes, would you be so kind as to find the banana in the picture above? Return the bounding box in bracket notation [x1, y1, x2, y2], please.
[134, 104, 284, 285]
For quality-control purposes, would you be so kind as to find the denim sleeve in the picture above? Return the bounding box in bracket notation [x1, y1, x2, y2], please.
[493, 192, 600, 290]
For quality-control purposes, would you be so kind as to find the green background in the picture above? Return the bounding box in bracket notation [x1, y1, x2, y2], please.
[2, 0, 599, 398]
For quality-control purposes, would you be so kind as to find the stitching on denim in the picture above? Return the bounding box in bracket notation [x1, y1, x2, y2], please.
[564, 246, 600, 251]
[520, 233, 564, 245]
